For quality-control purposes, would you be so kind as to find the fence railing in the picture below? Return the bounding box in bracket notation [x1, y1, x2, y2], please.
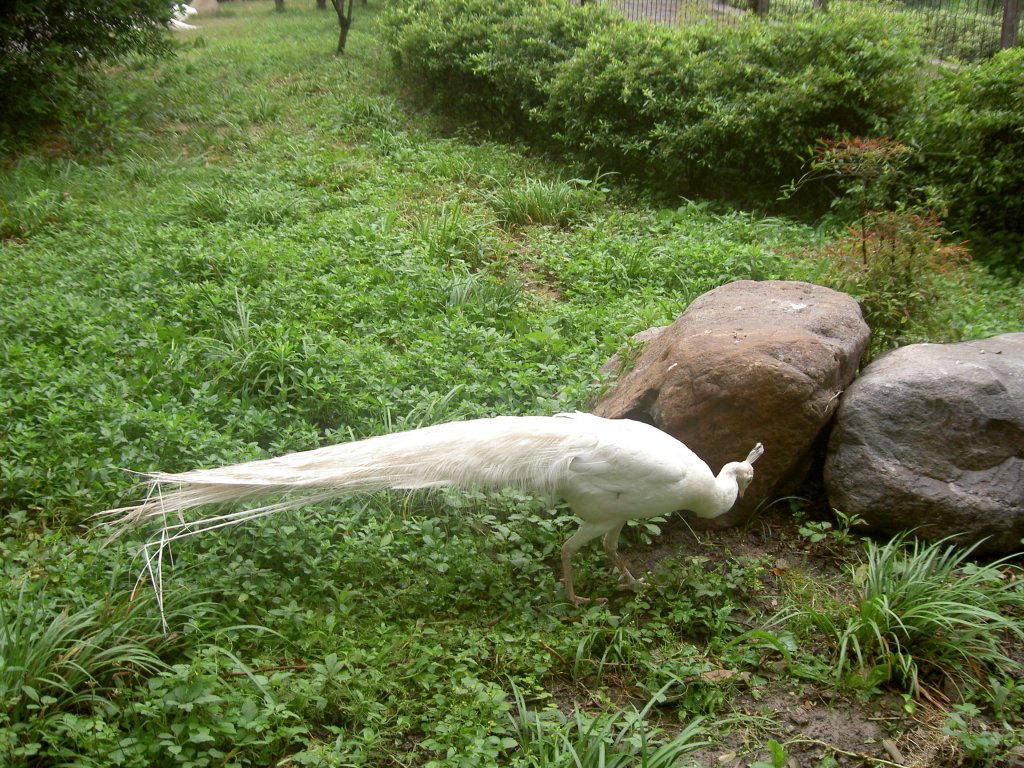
[585, 0, 1021, 60]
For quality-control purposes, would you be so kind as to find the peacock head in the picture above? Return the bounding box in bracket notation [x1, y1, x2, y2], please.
[734, 442, 764, 497]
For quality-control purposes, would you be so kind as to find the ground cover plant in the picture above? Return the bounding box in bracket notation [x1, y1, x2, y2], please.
[2, 2, 1023, 766]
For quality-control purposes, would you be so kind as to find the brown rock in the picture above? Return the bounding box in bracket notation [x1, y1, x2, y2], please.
[594, 280, 869, 527]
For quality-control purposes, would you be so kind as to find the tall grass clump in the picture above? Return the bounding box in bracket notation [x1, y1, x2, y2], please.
[488, 176, 604, 229]
[0, 589, 168, 764]
[510, 684, 710, 767]
[801, 534, 1024, 697]
[415, 202, 495, 268]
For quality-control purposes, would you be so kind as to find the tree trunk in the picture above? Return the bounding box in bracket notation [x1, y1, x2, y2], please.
[1002, 0, 1021, 48]
[274, 0, 284, 10]
[331, 0, 355, 55]
[317, 0, 326, 8]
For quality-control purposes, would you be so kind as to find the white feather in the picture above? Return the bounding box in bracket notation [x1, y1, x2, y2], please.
[100, 412, 762, 607]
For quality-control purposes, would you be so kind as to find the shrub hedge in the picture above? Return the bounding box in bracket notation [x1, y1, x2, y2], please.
[382, 0, 923, 202]
[544, 9, 923, 201]
[901, 48, 1024, 269]
[0, 0, 172, 126]
[381, 0, 619, 135]
[383, 0, 1023, 264]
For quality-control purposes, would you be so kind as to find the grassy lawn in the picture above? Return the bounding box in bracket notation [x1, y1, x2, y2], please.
[1, 2, 1022, 766]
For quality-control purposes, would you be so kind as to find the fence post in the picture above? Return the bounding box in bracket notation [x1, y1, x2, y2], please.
[812, 0, 828, 10]
[754, 0, 769, 16]
[1003, 0, 1021, 49]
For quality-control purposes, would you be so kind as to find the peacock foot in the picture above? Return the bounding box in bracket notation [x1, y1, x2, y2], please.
[565, 587, 608, 606]
[617, 572, 647, 592]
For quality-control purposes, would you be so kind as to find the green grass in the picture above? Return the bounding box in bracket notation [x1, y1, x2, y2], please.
[509, 683, 711, 767]
[1, 2, 1023, 766]
[0, 589, 166, 725]
[838, 535, 1024, 696]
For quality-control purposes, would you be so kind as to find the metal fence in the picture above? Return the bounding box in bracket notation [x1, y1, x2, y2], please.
[588, 0, 1021, 60]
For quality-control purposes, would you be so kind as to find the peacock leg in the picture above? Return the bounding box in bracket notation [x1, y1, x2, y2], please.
[602, 524, 645, 590]
[560, 521, 612, 605]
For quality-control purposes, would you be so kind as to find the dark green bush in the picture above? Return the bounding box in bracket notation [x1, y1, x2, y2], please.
[539, 22, 697, 180]
[0, 0, 172, 127]
[901, 48, 1024, 269]
[543, 7, 923, 201]
[381, 0, 617, 135]
[383, 0, 922, 203]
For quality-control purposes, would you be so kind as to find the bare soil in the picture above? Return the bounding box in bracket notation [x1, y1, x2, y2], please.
[605, 510, 1001, 767]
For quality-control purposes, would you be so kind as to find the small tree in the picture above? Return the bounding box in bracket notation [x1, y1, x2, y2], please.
[331, 0, 366, 54]
[273, 0, 359, 55]
[0, 0, 173, 125]
[788, 137, 970, 358]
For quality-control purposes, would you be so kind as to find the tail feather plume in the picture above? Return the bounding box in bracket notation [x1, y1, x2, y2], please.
[100, 415, 598, 540]
[97, 410, 765, 612]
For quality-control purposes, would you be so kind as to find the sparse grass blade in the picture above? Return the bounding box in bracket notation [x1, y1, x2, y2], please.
[509, 682, 709, 767]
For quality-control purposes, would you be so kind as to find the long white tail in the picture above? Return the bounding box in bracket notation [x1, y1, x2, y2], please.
[100, 414, 599, 542]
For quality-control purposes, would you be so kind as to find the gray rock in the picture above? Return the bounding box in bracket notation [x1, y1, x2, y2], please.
[595, 280, 870, 527]
[825, 333, 1024, 554]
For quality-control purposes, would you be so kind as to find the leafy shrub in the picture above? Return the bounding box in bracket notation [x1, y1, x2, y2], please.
[900, 48, 1024, 270]
[0, 0, 173, 127]
[789, 137, 972, 358]
[818, 209, 971, 357]
[381, 0, 616, 134]
[544, 6, 922, 201]
[384, 0, 922, 202]
[538, 22, 696, 180]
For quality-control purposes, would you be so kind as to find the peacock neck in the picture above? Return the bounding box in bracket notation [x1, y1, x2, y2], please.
[689, 470, 740, 519]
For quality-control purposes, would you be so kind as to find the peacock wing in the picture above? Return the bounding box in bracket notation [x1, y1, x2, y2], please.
[558, 417, 708, 516]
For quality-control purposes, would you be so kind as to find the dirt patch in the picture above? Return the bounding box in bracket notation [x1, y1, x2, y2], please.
[600, 510, 984, 767]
